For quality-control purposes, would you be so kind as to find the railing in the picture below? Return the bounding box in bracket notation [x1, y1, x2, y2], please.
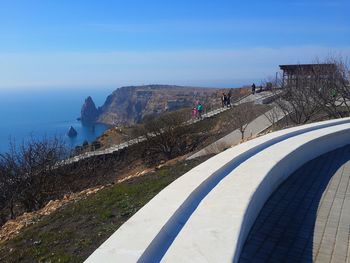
[63, 106, 231, 165]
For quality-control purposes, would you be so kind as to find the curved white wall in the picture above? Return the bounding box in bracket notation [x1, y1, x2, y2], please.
[85, 118, 350, 263]
[162, 124, 350, 263]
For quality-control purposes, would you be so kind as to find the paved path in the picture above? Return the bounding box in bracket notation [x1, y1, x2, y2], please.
[188, 105, 285, 159]
[235, 90, 280, 105]
[239, 145, 350, 263]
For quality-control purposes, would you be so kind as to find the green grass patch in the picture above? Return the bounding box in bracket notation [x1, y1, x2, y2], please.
[0, 156, 210, 263]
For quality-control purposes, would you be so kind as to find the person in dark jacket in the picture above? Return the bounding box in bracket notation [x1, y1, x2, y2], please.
[221, 93, 227, 107]
[251, 83, 256, 94]
[227, 90, 232, 107]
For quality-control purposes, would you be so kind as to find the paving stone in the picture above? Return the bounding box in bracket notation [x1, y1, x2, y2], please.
[316, 252, 332, 262]
[331, 255, 346, 263]
[239, 145, 350, 263]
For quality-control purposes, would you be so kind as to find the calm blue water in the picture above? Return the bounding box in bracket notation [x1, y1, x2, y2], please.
[0, 87, 115, 153]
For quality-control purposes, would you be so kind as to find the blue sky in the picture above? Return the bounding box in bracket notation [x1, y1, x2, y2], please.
[0, 0, 349, 88]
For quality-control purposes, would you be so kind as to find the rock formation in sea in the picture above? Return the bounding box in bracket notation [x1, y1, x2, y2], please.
[81, 96, 99, 124]
[67, 126, 78, 137]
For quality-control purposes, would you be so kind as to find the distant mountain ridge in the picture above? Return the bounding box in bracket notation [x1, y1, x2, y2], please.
[81, 84, 249, 126]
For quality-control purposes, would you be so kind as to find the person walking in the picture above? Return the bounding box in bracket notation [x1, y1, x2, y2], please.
[191, 107, 198, 119]
[251, 83, 256, 94]
[221, 93, 227, 107]
[197, 102, 203, 119]
[227, 90, 232, 107]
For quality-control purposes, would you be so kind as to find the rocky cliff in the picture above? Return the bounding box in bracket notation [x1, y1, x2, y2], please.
[81, 96, 99, 124]
[81, 85, 249, 126]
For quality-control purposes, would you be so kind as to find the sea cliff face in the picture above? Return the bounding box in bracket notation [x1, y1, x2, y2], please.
[81, 96, 99, 123]
[81, 84, 248, 126]
[97, 86, 152, 125]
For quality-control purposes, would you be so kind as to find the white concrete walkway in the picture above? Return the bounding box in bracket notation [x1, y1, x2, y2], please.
[188, 106, 286, 159]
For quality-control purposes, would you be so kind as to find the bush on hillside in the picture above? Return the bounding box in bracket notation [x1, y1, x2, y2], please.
[0, 137, 68, 224]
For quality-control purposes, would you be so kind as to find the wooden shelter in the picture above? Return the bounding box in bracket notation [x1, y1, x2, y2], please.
[279, 64, 336, 88]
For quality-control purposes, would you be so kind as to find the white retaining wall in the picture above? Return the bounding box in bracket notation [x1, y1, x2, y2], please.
[85, 118, 350, 263]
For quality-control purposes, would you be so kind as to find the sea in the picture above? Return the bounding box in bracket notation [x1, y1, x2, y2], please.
[0, 86, 116, 154]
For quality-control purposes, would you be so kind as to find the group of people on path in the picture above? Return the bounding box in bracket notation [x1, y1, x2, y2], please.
[192, 91, 231, 120]
[192, 102, 204, 120]
[221, 91, 232, 108]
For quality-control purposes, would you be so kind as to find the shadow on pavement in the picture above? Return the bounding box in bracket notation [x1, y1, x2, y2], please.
[239, 145, 350, 262]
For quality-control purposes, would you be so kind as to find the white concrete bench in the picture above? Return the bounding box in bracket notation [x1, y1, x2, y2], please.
[85, 117, 350, 263]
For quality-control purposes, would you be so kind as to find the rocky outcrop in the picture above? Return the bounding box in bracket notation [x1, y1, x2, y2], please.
[81, 96, 99, 124]
[97, 86, 156, 125]
[67, 126, 78, 137]
[95, 85, 221, 126]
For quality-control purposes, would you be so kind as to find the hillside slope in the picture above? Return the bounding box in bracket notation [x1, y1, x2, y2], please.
[81, 85, 250, 126]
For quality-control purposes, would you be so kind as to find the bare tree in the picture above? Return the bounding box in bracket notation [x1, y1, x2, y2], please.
[280, 77, 322, 124]
[141, 110, 192, 160]
[263, 105, 282, 131]
[0, 142, 22, 220]
[0, 137, 68, 224]
[17, 137, 68, 211]
[229, 103, 257, 140]
[314, 56, 350, 117]
[273, 57, 350, 125]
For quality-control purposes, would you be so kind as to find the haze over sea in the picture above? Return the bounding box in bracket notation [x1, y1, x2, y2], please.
[0, 87, 115, 154]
